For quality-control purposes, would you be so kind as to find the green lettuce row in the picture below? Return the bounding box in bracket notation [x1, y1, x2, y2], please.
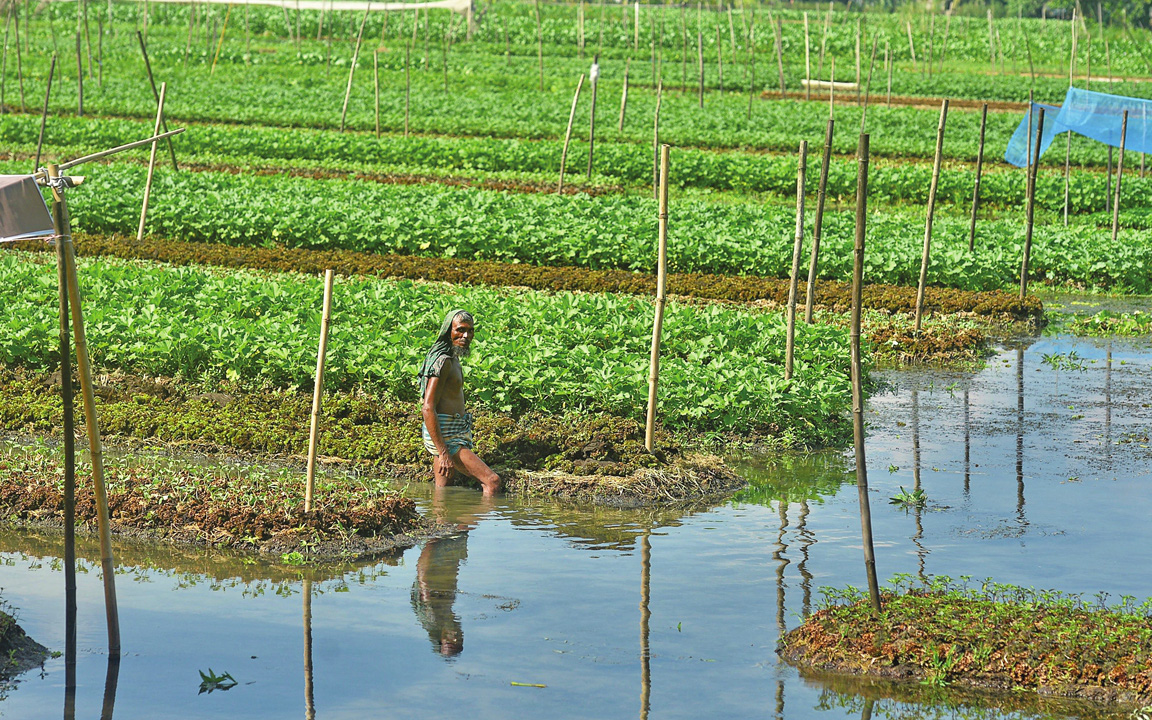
[0, 251, 855, 442]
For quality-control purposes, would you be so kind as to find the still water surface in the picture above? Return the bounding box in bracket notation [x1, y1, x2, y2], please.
[2, 336, 1151, 719]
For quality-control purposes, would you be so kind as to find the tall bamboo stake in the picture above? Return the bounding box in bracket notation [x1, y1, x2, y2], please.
[645, 144, 671, 453]
[926, 10, 934, 78]
[558, 73, 585, 192]
[697, 30, 703, 107]
[1020, 109, 1044, 302]
[937, 11, 950, 73]
[82, 0, 94, 79]
[859, 33, 877, 134]
[772, 14, 784, 94]
[97, 17, 102, 86]
[56, 210, 76, 695]
[136, 82, 167, 241]
[578, 0, 584, 58]
[1023, 17, 1036, 88]
[914, 98, 948, 332]
[34, 55, 57, 171]
[373, 51, 380, 138]
[48, 162, 121, 655]
[75, 32, 83, 115]
[587, 57, 599, 180]
[785, 141, 808, 381]
[680, 3, 686, 91]
[854, 17, 860, 103]
[817, 1, 830, 77]
[727, 3, 736, 57]
[339, 6, 370, 132]
[137, 32, 178, 171]
[746, 21, 754, 120]
[1, 7, 10, 115]
[968, 102, 988, 252]
[885, 40, 891, 107]
[906, 20, 917, 73]
[618, 57, 630, 132]
[716, 24, 723, 93]
[804, 117, 833, 324]
[305, 269, 335, 513]
[804, 12, 810, 101]
[850, 133, 881, 616]
[651, 10, 657, 86]
[986, 8, 994, 67]
[534, 0, 543, 91]
[1062, 13, 1076, 225]
[209, 2, 231, 75]
[1112, 110, 1127, 242]
[652, 81, 662, 199]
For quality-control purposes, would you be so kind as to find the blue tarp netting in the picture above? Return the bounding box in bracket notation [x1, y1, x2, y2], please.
[1004, 87, 1152, 167]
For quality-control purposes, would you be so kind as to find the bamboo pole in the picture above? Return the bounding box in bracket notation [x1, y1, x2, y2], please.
[906, 20, 917, 73]
[305, 269, 335, 513]
[373, 51, 380, 138]
[76, 32, 83, 116]
[772, 14, 784, 94]
[651, 10, 657, 86]
[97, 17, 102, 86]
[817, 1, 830, 78]
[859, 33, 877, 135]
[854, 17, 860, 103]
[618, 57, 630, 132]
[716, 24, 722, 93]
[803, 12, 810, 101]
[1062, 14, 1076, 226]
[680, 3, 686, 91]
[13, 3, 25, 109]
[784, 140, 807, 381]
[1020, 109, 1044, 302]
[633, 0, 639, 50]
[746, 21, 754, 120]
[339, 6, 370, 132]
[986, 8, 994, 67]
[56, 208, 76, 693]
[1023, 17, 1035, 88]
[137, 32, 178, 171]
[184, 1, 195, 65]
[587, 57, 599, 180]
[850, 132, 882, 617]
[652, 80, 662, 199]
[697, 30, 703, 107]
[558, 73, 585, 192]
[829, 57, 834, 119]
[804, 117, 833, 324]
[404, 40, 411, 135]
[82, 0, 94, 79]
[1112, 109, 1127, 243]
[137, 82, 167, 241]
[914, 98, 948, 333]
[1, 7, 10, 115]
[968, 102, 988, 252]
[885, 40, 891, 107]
[48, 162, 121, 655]
[645, 144, 671, 453]
[578, 0, 584, 58]
[534, 0, 543, 91]
[34, 55, 57, 171]
[210, 2, 231, 76]
[937, 12, 950, 73]
[1105, 145, 1111, 213]
[926, 10, 934, 78]
[727, 3, 736, 58]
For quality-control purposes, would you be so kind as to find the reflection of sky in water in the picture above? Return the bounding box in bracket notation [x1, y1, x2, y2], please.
[0, 337, 1150, 719]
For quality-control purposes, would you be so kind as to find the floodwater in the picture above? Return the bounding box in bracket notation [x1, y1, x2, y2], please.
[2, 335, 1152, 719]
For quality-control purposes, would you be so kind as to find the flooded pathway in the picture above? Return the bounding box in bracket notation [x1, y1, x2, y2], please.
[1, 335, 1151, 719]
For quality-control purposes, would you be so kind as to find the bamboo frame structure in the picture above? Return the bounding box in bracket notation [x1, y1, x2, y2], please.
[784, 141, 807, 381]
[914, 99, 948, 332]
[305, 269, 335, 513]
[644, 145, 671, 453]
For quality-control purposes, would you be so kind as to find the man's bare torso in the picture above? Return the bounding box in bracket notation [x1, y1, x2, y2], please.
[433, 357, 467, 415]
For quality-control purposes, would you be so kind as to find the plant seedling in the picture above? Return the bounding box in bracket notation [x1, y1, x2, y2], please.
[889, 486, 927, 509]
[198, 668, 237, 694]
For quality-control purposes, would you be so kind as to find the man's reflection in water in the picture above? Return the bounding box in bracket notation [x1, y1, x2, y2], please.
[411, 487, 493, 658]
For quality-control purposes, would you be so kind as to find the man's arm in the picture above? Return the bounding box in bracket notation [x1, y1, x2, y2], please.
[422, 376, 455, 481]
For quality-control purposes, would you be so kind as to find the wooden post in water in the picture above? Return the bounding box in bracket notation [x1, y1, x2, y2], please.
[587, 56, 600, 180]
[339, 7, 370, 132]
[136, 82, 167, 241]
[645, 144, 671, 453]
[34, 55, 57, 171]
[55, 199, 77, 681]
[48, 162, 121, 655]
[784, 141, 807, 381]
[850, 133, 882, 617]
[558, 73, 586, 192]
[968, 102, 988, 252]
[305, 269, 335, 514]
[1020, 109, 1045, 302]
[137, 31, 178, 170]
[1112, 109, 1127, 243]
[804, 117, 833, 324]
[652, 81, 662, 199]
[618, 57, 630, 132]
[914, 98, 948, 332]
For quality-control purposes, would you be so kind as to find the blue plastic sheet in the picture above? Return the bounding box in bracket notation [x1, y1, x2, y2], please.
[1004, 87, 1152, 167]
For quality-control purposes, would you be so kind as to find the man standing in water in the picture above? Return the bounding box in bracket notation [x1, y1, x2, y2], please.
[418, 309, 501, 496]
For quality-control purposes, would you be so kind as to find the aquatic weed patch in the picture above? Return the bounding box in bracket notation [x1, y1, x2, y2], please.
[1067, 311, 1152, 338]
[780, 576, 1152, 706]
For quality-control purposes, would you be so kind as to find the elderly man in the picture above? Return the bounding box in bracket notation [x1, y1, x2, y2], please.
[417, 309, 501, 496]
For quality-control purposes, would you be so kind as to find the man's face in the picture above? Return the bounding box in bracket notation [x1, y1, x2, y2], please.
[450, 317, 474, 351]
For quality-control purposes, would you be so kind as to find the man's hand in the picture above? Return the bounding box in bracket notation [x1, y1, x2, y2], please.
[434, 452, 455, 483]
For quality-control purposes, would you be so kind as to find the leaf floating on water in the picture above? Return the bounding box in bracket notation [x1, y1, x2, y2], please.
[509, 681, 547, 688]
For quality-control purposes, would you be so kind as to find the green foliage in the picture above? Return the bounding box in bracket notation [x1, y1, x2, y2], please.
[198, 669, 237, 694]
[1068, 310, 1152, 337]
[889, 485, 928, 508]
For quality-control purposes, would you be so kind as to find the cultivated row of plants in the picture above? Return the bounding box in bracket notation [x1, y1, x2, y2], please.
[9, 161, 1146, 292]
[8, 114, 1145, 210]
[0, 251, 856, 443]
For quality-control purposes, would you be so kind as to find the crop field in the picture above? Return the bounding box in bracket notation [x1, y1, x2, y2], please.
[2, 0, 1149, 469]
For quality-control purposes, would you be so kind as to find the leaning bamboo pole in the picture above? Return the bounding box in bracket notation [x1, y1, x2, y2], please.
[136, 31, 178, 170]
[645, 144, 671, 453]
[136, 81, 167, 241]
[968, 102, 988, 252]
[558, 73, 585, 192]
[850, 133, 881, 616]
[209, 2, 230, 75]
[618, 57, 630, 132]
[914, 98, 948, 333]
[587, 57, 599, 180]
[339, 6, 370, 132]
[1020, 109, 1045, 302]
[34, 55, 57, 171]
[48, 162, 120, 655]
[1112, 109, 1127, 243]
[305, 269, 335, 513]
[56, 207, 77, 683]
[804, 117, 833, 324]
[784, 141, 807, 381]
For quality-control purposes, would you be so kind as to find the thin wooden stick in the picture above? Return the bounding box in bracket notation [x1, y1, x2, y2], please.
[968, 102, 988, 252]
[1112, 109, 1127, 243]
[578, 0, 584, 58]
[137, 31, 178, 171]
[55, 217, 76, 681]
[534, 0, 543, 91]
[645, 144, 671, 453]
[914, 98, 948, 332]
[1020, 109, 1045, 302]
[850, 132, 882, 617]
[859, 33, 877, 135]
[210, 2, 231, 76]
[854, 17, 860, 103]
[558, 73, 585, 192]
[785, 140, 807, 381]
[772, 14, 784, 94]
[937, 11, 950, 73]
[373, 51, 380, 138]
[82, 0, 94, 79]
[57, 128, 185, 171]
[652, 81, 662, 199]
[339, 6, 370, 132]
[817, 0, 830, 78]
[885, 40, 891, 107]
[404, 40, 410, 136]
[75, 32, 83, 116]
[746, 20, 754, 120]
[925, 10, 933, 78]
[587, 57, 599, 179]
[906, 20, 917, 73]
[1, 7, 11, 115]
[697, 30, 703, 107]
[34, 55, 57, 171]
[49, 162, 121, 655]
[97, 17, 102, 86]
[804, 117, 833, 324]
[986, 8, 994, 67]
[305, 269, 335, 513]
[680, 3, 686, 91]
[137, 82, 167, 241]
[618, 57, 630, 132]
[1023, 16, 1036, 88]
[716, 24, 723, 93]
[804, 12, 810, 101]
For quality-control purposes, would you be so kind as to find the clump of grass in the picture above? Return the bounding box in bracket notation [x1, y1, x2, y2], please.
[780, 575, 1152, 705]
[1068, 311, 1152, 338]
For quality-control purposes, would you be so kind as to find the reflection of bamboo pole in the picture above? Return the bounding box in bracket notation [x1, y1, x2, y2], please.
[305, 269, 335, 513]
[100, 655, 121, 719]
[35, 55, 57, 171]
[1112, 109, 1127, 242]
[914, 98, 948, 332]
[850, 134, 882, 616]
[137, 81, 167, 241]
[303, 579, 315, 720]
[638, 530, 651, 720]
[57, 217, 77, 720]
[804, 118, 833, 324]
[1020, 109, 1045, 302]
[49, 163, 121, 655]
[969, 103, 988, 252]
[558, 74, 585, 193]
[784, 141, 807, 381]
[644, 145, 671, 453]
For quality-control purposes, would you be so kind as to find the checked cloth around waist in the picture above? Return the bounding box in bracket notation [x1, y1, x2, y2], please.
[422, 413, 474, 456]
